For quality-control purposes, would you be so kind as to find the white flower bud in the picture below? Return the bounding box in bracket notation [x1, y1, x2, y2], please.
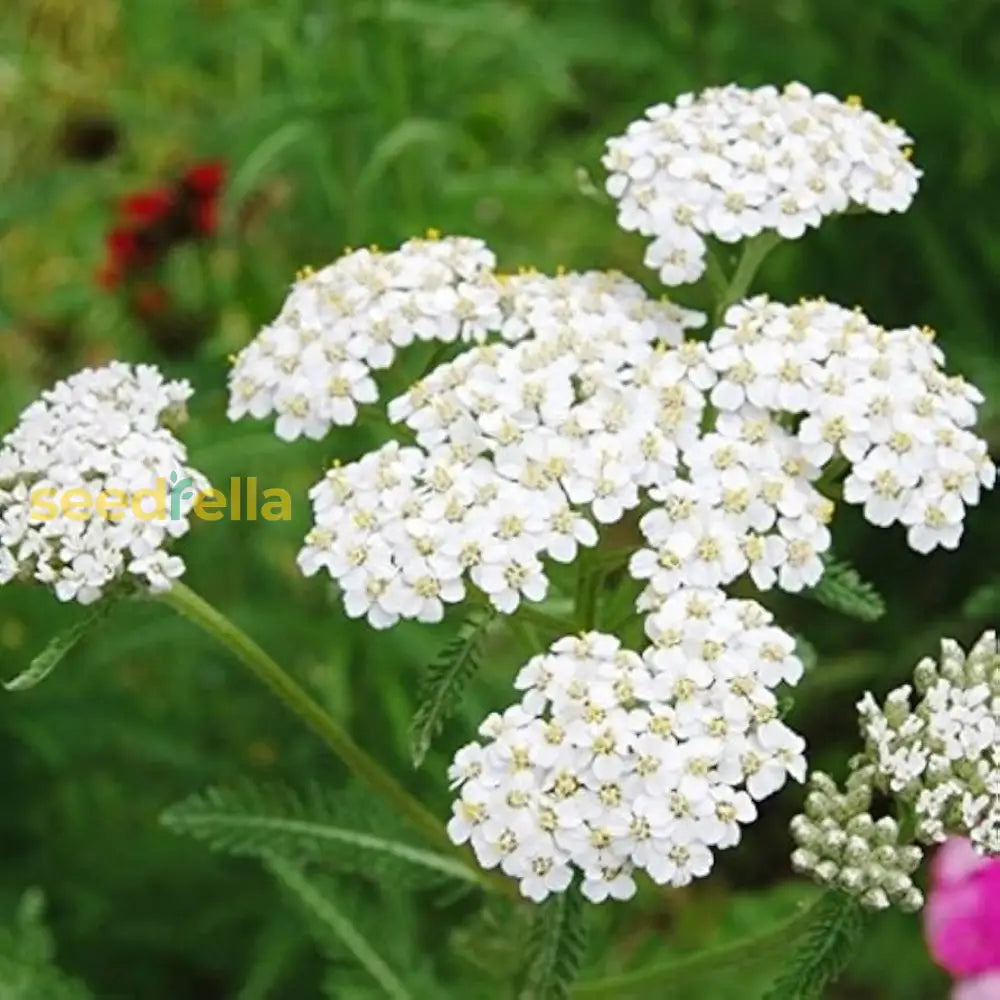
[860, 887, 891, 911]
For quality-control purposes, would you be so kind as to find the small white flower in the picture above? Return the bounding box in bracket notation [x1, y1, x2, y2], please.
[0, 363, 206, 603]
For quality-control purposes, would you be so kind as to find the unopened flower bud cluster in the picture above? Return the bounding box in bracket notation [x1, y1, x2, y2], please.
[448, 600, 806, 902]
[791, 765, 924, 912]
[604, 82, 920, 286]
[0, 363, 207, 604]
[792, 630, 1000, 911]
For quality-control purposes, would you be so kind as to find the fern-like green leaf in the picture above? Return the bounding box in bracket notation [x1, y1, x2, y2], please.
[761, 892, 866, 1000]
[517, 885, 588, 1000]
[410, 609, 496, 767]
[805, 555, 886, 623]
[0, 889, 93, 1000]
[3, 599, 116, 692]
[267, 859, 414, 1000]
[161, 781, 477, 888]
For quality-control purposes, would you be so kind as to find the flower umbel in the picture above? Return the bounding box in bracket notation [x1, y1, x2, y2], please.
[0, 363, 208, 603]
[448, 601, 806, 902]
[604, 82, 920, 286]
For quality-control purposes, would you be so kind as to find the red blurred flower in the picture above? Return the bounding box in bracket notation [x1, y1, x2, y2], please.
[96, 158, 226, 294]
[183, 159, 225, 197]
[121, 187, 174, 226]
[105, 226, 138, 265]
[192, 197, 219, 236]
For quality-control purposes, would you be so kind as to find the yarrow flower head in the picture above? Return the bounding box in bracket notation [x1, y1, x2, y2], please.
[226, 234, 502, 441]
[791, 630, 1000, 912]
[295, 267, 704, 627]
[217, 84, 994, 920]
[0, 363, 207, 604]
[604, 82, 920, 285]
[448, 596, 807, 902]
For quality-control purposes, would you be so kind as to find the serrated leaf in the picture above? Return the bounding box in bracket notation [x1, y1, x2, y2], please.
[0, 889, 94, 1000]
[761, 892, 866, 1000]
[409, 609, 496, 767]
[267, 859, 413, 1000]
[805, 555, 886, 623]
[517, 885, 588, 1000]
[3, 599, 116, 692]
[161, 781, 477, 888]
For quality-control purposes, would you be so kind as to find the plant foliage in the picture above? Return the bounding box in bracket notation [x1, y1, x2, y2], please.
[410, 609, 496, 767]
[762, 892, 867, 1000]
[267, 859, 414, 1000]
[0, 890, 93, 1000]
[161, 781, 476, 888]
[516, 884, 588, 1000]
[805, 555, 887, 623]
[3, 599, 117, 692]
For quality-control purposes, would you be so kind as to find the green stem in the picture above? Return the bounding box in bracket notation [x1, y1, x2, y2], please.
[579, 568, 602, 631]
[815, 455, 850, 500]
[712, 231, 783, 325]
[704, 247, 730, 306]
[572, 893, 826, 997]
[156, 581, 510, 894]
[516, 603, 577, 636]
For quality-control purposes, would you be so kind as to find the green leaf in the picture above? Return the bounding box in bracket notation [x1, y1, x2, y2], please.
[761, 892, 866, 1000]
[409, 609, 496, 767]
[517, 885, 588, 1000]
[358, 119, 459, 195]
[3, 599, 116, 692]
[793, 633, 819, 673]
[161, 781, 477, 888]
[805, 555, 886, 623]
[963, 578, 1000, 618]
[0, 889, 94, 1000]
[266, 859, 414, 1000]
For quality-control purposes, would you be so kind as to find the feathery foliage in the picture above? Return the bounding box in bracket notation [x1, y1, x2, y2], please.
[410, 609, 496, 767]
[516, 884, 588, 1000]
[805, 555, 887, 623]
[3, 598, 117, 692]
[0, 890, 93, 1000]
[761, 892, 866, 1000]
[267, 859, 414, 1000]
[161, 780, 477, 888]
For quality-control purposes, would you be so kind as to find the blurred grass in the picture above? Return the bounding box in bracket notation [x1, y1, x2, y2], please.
[1, 0, 999, 997]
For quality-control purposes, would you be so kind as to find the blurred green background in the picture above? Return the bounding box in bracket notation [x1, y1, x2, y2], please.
[2, 0, 999, 997]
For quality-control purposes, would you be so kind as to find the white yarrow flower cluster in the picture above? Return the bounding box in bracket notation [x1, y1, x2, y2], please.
[708, 298, 993, 554]
[0, 363, 207, 604]
[448, 596, 806, 902]
[604, 82, 920, 285]
[227, 235, 502, 441]
[299, 271, 704, 626]
[858, 630, 1000, 856]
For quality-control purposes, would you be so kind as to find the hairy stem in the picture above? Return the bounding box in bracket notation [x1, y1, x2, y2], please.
[572, 893, 826, 997]
[156, 581, 512, 895]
